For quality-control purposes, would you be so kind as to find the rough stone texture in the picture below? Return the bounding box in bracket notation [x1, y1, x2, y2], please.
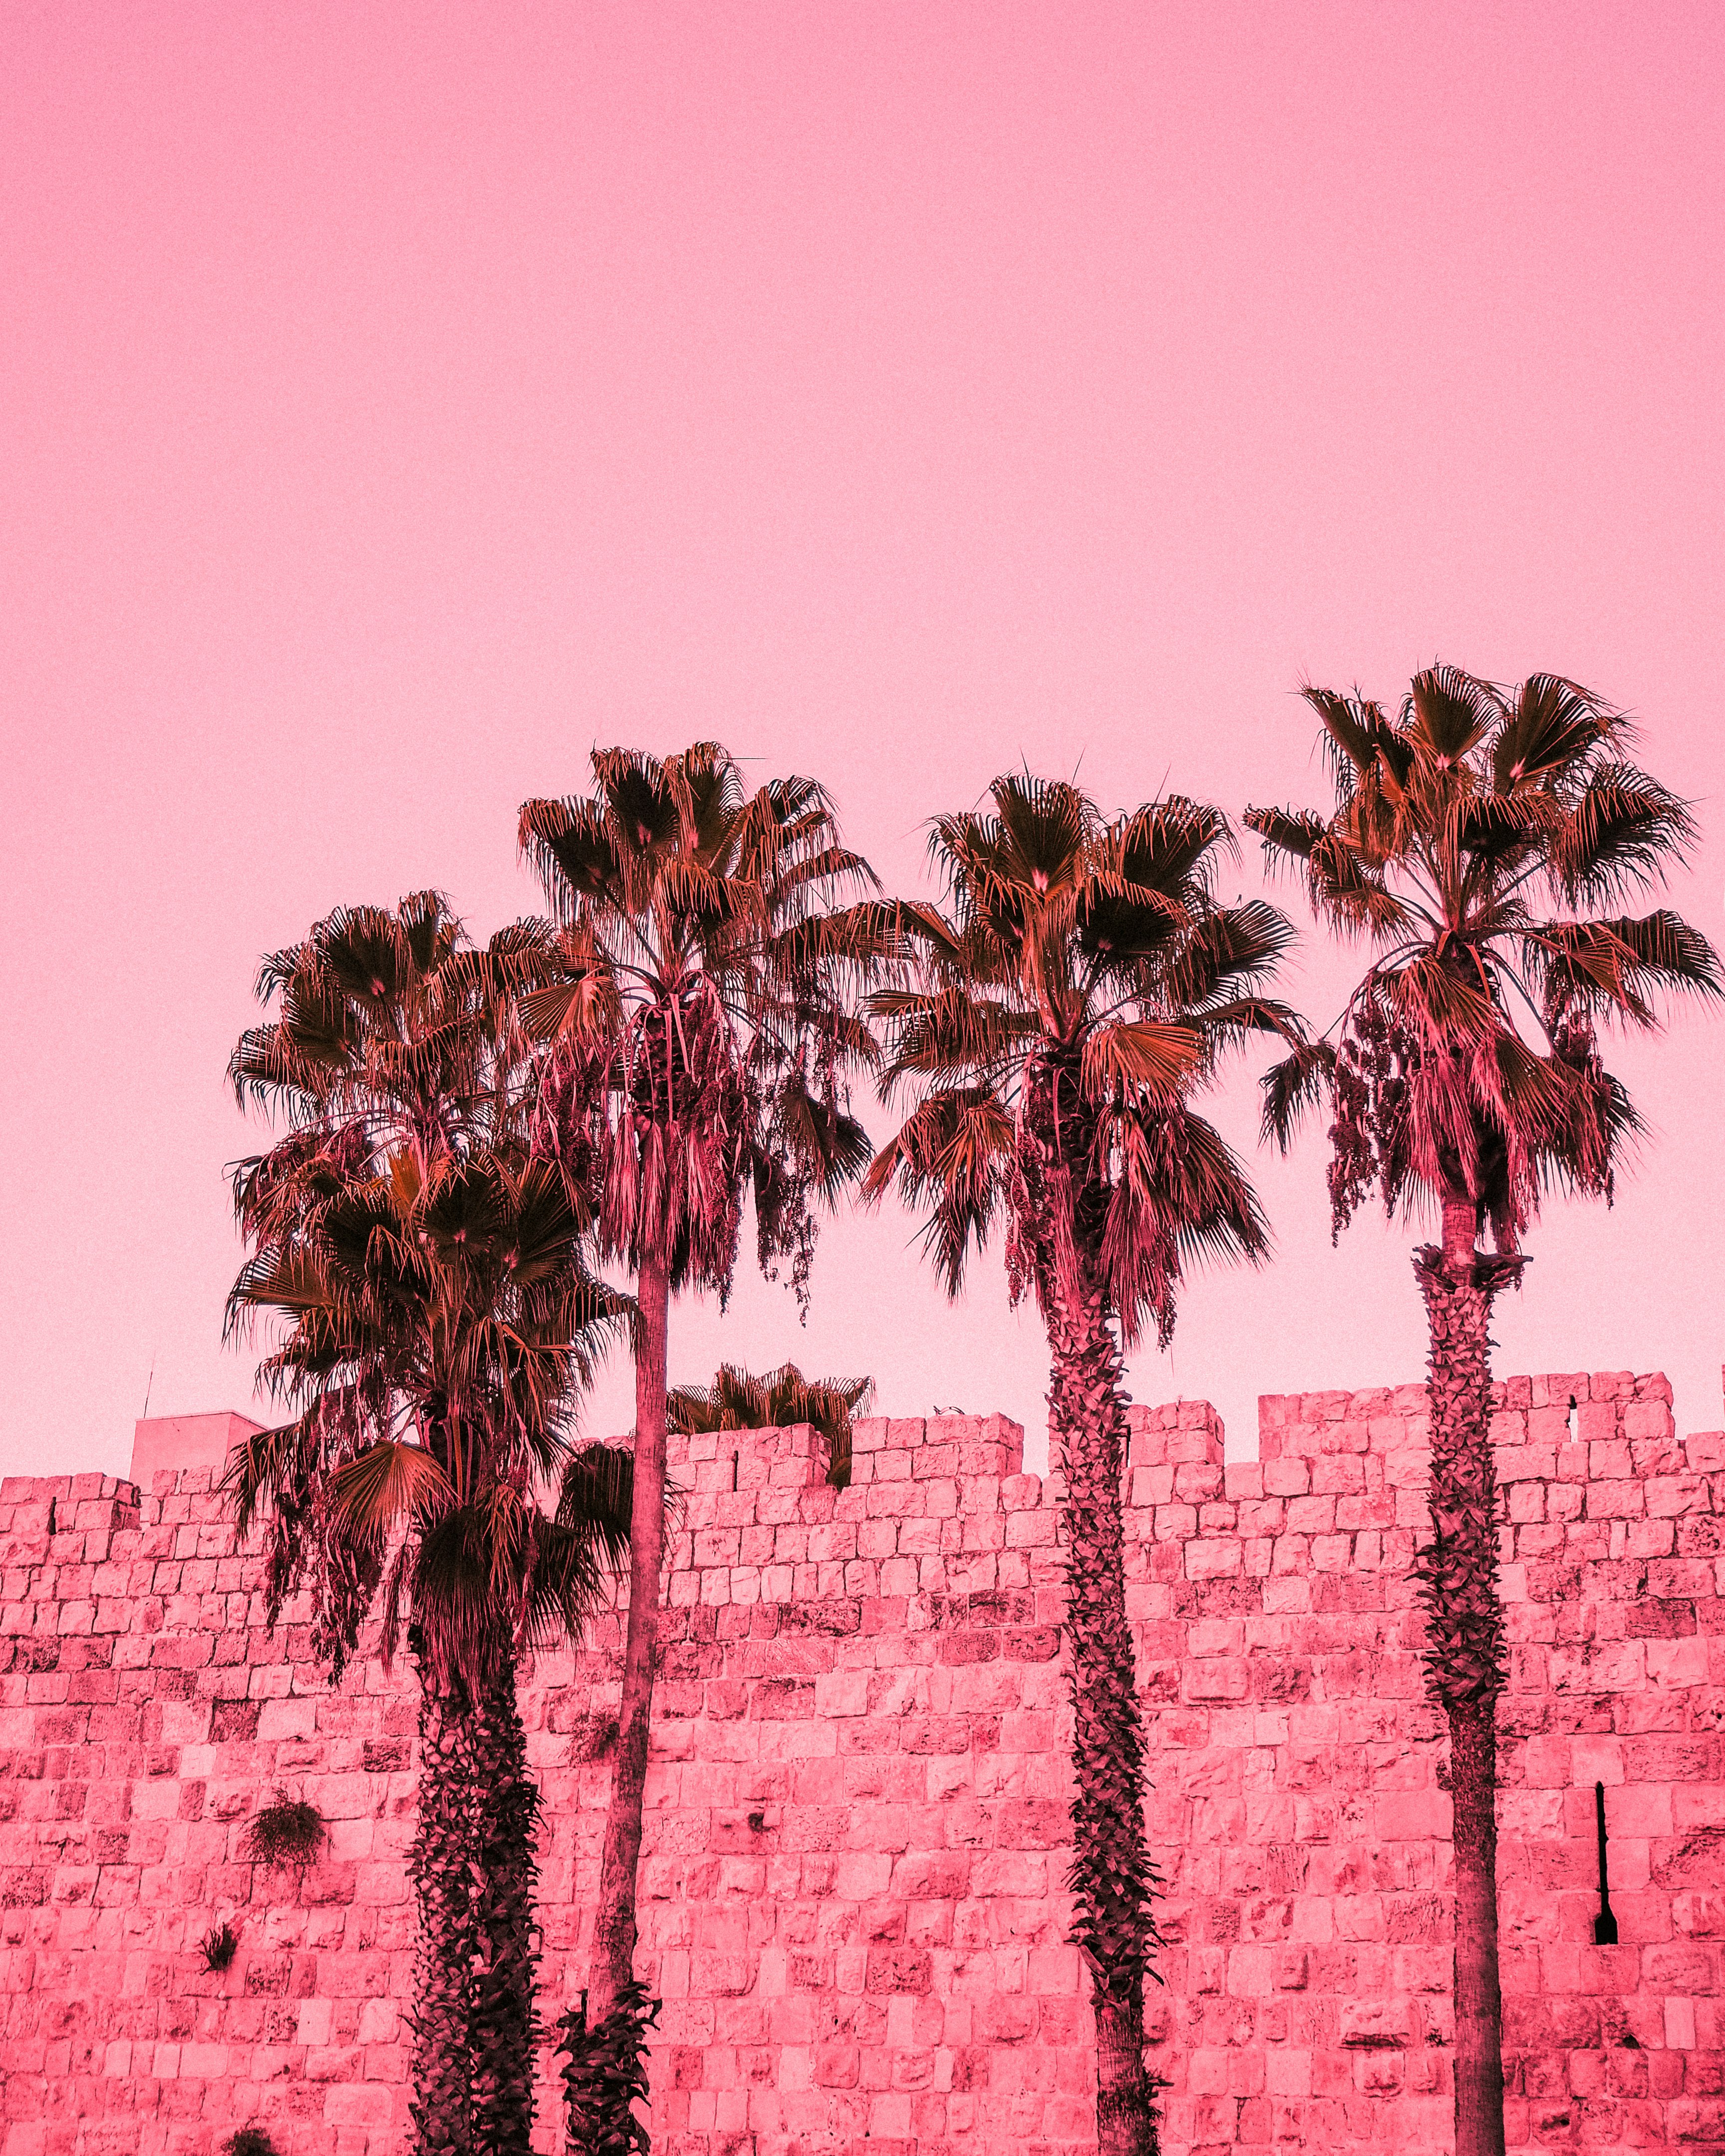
[0, 1371, 1718, 2155]
[1138, 1373, 1725, 2156]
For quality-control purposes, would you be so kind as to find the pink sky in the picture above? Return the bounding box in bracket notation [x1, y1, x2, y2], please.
[3, 1, 1722, 1481]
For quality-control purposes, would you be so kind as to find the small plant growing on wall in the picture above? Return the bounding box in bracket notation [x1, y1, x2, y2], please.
[223, 2130, 282, 2156]
[242, 1791, 329, 1874]
[572, 1714, 620, 1763]
[200, 1920, 239, 1971]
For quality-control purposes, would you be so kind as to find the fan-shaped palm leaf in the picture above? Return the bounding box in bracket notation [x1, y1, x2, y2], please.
[326, 1438, 455, 1556]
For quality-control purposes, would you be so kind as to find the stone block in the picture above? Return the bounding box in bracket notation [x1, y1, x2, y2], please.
[1685, 1430, 1725, 1473]
[1625, 1399, 1677, 1443]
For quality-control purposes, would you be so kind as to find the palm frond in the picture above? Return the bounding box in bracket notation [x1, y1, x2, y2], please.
[328, 1439, 455, 1545]
[1187, 995, 1310, 1056]
[1243, 804, 1328, 868]
[1079, 1019, 1202, 1102]
[1260, 1041, 1337, 1153]
[1306, 831, 1418, 938]
[987, 773, 1094, 890]
[1491, 674, 1620, 792]
[1163, 901, 1299, 1009]
[872, 988, 1036, 1094]
[1384, 952, 1503, 1045]
[555, 1442, 636, 1544]
[409, 1506, 499, 1694]
[1546, 764, 1699, 904]
[767, 900, 906, 986]
[1405, 665, 1501, 763]
[523, 1512, 623, 1650]
[518, 796, 626, 920]
[1449, 789, 1559, 869]
[1524, 911, 1725, 1027]
[1106, 794, 1233, 898]
[219, 1416, 311, 1540]
[767, 1070, 874, 1200]
[1073, 885, 1187, 965]
[1099, 1104, 1268, 1347]
[861, 1086, 1013, 1295]
[1302, 687, 1404, 796]
[667, 1362, 874, 1487]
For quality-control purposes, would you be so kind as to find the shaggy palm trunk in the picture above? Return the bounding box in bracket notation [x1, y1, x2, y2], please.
[1415, 1192, 1522, 2156]
[470, 1665, 542, 2156]
[409, 1663, 482, 2156]
[1044, 1272, 1161, 2156]
[589, 1244, 671, 2024]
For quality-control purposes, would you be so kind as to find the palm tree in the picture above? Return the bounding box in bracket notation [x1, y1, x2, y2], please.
[862, 773, 1301, 2156]
[668, 1360, 875, 1488]
[1246, 669, 1722, 2156]
[222, 893, 633, 2156]
[515, 744, 883, 2039]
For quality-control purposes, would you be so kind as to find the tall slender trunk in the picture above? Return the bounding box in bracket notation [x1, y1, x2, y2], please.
[588, 1243, 670, 2024]
[1415, 1191, 1521, 2156]
[470, 1664, 542, 2156]
[1044, 1274, 1161, 2156]
[409, 1659, 481, 2156]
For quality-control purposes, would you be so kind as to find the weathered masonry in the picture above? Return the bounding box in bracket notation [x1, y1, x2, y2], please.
[0, 1366, 1719, 2154]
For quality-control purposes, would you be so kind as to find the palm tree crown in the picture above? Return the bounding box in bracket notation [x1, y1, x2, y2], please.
[516, 743, 882, 1306]
[224, 892, 631, 1688]
[1249, 668, 1722, 1245]
[865, 772, 1301, 1344]
[668, 1360, 875, 1488]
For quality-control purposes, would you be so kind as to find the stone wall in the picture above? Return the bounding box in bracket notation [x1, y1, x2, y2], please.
[0, 1368, 1719, 2156]
[1131, 1371, 1723, 2155]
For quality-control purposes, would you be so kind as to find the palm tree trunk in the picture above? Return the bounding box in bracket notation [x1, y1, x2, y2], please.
[1449, 1695, 1502, 2156]
[469, 1662, 542, 2156]
[1414, 1192, 1522, 2156]
[588, 1243, 670, 2024]
[1045, 1280, 1161, 2156]
[409, 1660, 480, 2156]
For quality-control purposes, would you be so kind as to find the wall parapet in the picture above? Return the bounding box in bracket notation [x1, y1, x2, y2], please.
[0, 1370, 1718, 2155]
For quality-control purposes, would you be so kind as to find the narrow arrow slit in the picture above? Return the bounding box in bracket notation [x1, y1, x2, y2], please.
[1593, 1782, 1618, 1945]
